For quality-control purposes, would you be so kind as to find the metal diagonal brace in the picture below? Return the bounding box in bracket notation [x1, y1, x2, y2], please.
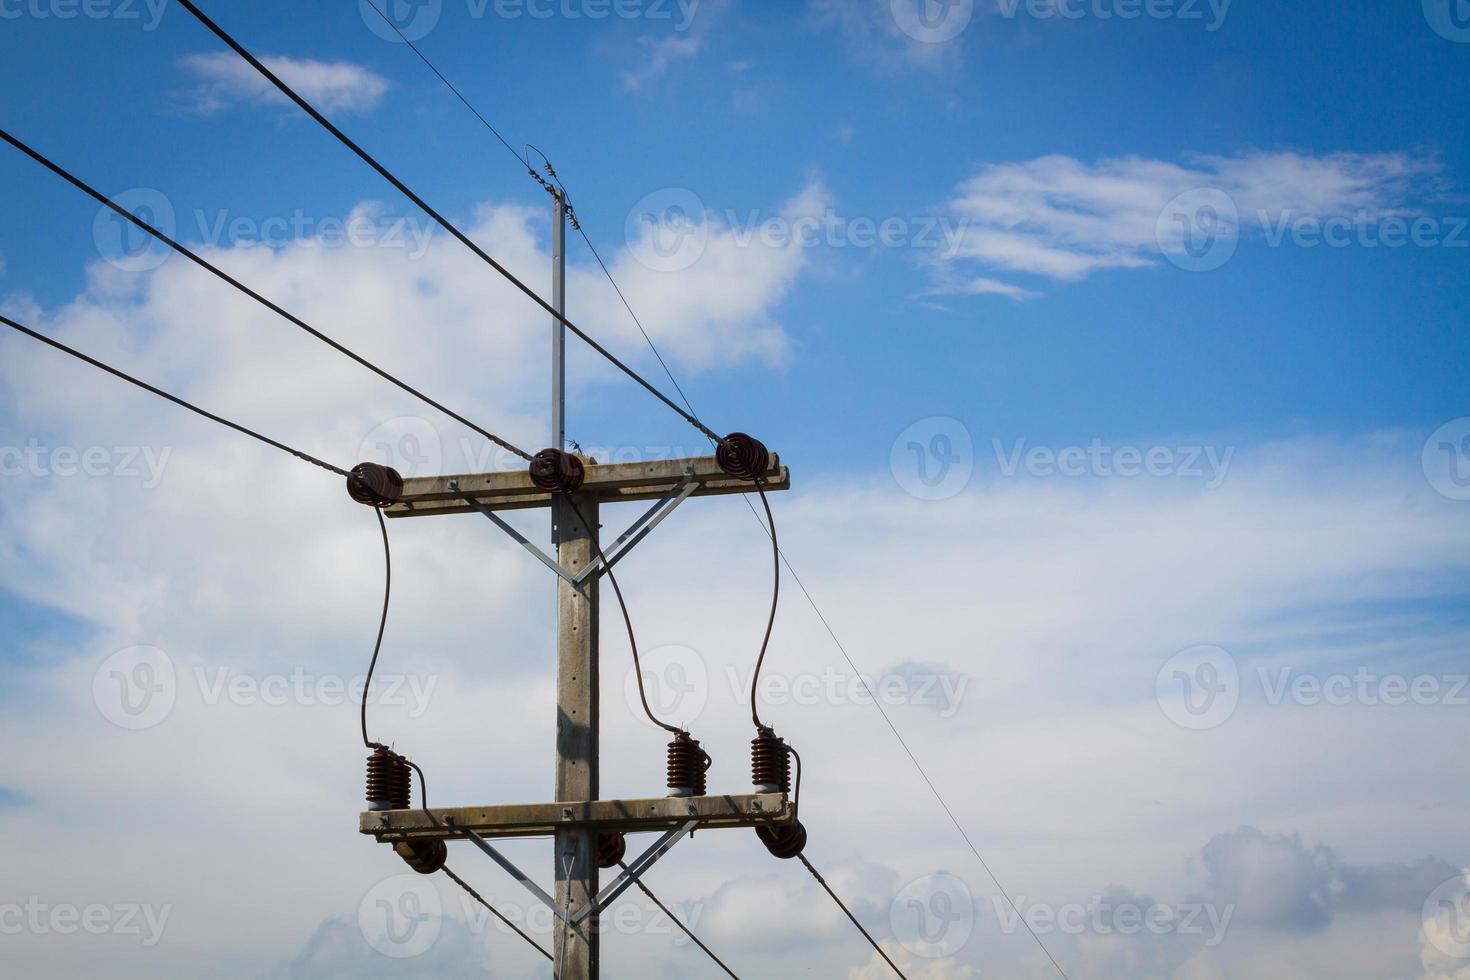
[572, 469, 698, 585]
[448, 480, 581, 587]
[570, 819, 699, 925]
[455, 823, 568, 923]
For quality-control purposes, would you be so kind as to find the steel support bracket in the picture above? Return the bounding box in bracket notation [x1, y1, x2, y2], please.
[572, 469, 697, 585]
[571, 819, 699, 925]
[449, 480, 582, 587]
[454, 822, 568, 924]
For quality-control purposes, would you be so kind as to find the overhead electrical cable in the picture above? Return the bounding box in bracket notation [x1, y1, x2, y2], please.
[797, 854, 909, 979]
[173, 0, 724, 448]
[0, 312, 349, 478]
[616, 861, 742, 980]
[0, 127, 532, 464]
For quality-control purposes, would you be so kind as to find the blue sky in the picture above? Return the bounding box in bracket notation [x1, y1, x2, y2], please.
[2, 2, 1470, 979]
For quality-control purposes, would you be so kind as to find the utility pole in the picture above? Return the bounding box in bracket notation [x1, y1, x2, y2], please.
[360, 196, 794, 980]
[549, 186, 599, 979]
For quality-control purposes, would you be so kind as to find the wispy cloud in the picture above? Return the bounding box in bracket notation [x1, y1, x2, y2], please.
[178, 52, 390, 115]
[933, 150, 1440, 297]
[620, 0, 728, 91]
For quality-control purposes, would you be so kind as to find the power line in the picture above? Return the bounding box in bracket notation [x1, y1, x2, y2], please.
[173, 0, 723, 448]
[355, 25, 1071, 979]
[617, 861, 741, 979]
[0, 127, 532, 465]
[798, 854, 909, 979]
[443, 866, 554, 963]
[0, 312, 349, 478]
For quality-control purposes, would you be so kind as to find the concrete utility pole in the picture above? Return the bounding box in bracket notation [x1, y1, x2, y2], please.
[549, 186, 600, 980]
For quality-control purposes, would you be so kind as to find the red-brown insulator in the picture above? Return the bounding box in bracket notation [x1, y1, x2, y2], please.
[348, 462, 405, 507]
[751, 727, 793, 794]
[529, 449, 586, 494]
[716, 432, 770, 481]
[757, 820, 808, 860]
[667, 731, 710, 797]
[596, 831, 628, 870]
[366, 746, 413, 811]
[394, 840, 447, 875]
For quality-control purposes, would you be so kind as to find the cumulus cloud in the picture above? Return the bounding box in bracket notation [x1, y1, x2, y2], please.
[178, 52, 391, 115]
[933, 150, 1440, 296]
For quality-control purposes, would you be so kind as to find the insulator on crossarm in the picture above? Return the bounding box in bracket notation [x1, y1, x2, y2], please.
[394, 840, 447, 875]
[348, 462, 405, 507]
[366, 745, 413, 811]
[596, 831, 628, 869]
[751, 726, 807, 860]
[667, 731, 710, 798]
[716, 432, 770, 481]
[529, 448, 586, 494]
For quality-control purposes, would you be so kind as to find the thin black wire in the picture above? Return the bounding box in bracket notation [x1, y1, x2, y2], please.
[173, 0, 722, 447]
[400, 757, 553, 963]
[748, 476, 780, 730]
[616, 861, 741, 980]
[324, 16, 1071, 978]
[0, 312, 349, 478]
[797, 854, 909, 980]
[361, 507, 393, 749]
[444, 866, 554, 962]
[0, 127, 532, 464]
[562, 494, 680, 735]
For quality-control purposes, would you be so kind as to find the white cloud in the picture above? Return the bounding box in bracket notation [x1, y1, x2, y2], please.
[809, 0, 964, 73]
[934, 150, 1440, 295]
[620, 0, 728, 91]
[179, 52, 390, 115]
